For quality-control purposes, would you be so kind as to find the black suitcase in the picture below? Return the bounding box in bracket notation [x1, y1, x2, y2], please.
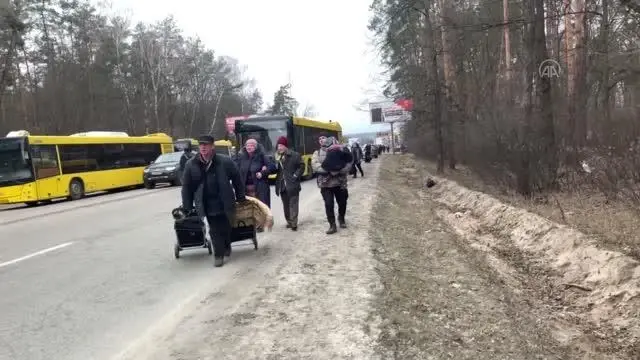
[173, 215, 212, 258]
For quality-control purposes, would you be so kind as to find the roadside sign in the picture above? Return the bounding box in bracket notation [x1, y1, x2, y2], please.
[368, 100, 411, 123]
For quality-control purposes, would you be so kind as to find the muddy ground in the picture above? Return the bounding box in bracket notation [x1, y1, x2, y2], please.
[122, 154, 634, 359]
[371, 157, 581, 359]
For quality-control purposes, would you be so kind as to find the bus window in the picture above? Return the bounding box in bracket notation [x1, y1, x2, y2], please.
[31, 145, 60, 179]
[0, 137, 33, 187]
[59, 144, 100, 173]
[236, 119, 288, 154]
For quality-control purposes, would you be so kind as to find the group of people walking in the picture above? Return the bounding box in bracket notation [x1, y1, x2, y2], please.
[179, 134, 371, 267]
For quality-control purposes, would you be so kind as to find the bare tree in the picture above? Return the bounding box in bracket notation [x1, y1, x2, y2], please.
[369, 0, 639, 200]
[0, 0, 263, 140]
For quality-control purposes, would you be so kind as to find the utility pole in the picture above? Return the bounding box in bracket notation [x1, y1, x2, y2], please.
[390, 122, 395, 154]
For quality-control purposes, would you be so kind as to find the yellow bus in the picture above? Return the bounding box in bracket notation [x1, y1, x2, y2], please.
[0, 131, 174, 206]
[233, 115, 342, 180]
[173, 138, 236, 157]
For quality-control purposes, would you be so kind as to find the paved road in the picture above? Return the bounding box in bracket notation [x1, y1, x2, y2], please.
[0, 178, 329, 360]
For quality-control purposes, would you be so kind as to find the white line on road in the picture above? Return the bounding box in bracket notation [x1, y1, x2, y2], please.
[0, 242, 73, 269]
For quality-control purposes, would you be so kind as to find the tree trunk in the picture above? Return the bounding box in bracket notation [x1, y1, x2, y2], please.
[438, 0, 457, 169]
[423, 0, 445, 173]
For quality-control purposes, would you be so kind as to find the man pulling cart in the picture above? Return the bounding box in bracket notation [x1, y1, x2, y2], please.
[180, 135, 247, 268]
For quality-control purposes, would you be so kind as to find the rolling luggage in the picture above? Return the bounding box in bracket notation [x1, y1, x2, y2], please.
[172, 208, 212, 259]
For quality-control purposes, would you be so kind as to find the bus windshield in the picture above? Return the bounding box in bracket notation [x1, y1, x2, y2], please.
[236, 119, 288, 154]
[174, 139, 194, 152]
[0, 137, 34, 187]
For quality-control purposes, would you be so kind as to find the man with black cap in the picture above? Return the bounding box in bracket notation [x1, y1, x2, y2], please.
[181, 134, 246, 267]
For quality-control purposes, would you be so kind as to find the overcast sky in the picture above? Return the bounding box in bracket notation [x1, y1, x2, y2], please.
[103, 0, 390, 134]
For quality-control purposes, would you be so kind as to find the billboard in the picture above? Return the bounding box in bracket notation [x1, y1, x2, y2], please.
[368, 99, 411, 124]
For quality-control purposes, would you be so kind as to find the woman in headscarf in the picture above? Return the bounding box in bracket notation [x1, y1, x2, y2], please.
[234, 138, 274, 210]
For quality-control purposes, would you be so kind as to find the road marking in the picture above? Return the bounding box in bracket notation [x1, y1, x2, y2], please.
[0, 242, 73, 269]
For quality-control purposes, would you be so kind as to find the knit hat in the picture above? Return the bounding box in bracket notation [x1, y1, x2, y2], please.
[276, 136, 288, 147]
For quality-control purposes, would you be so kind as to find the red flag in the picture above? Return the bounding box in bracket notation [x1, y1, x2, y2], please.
[395, 98, 413, 111]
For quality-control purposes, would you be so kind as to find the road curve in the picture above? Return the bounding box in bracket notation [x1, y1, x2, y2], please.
[0, 178, 327, 360]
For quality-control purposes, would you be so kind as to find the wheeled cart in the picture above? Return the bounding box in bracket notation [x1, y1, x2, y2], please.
[173, 214, 212, 259]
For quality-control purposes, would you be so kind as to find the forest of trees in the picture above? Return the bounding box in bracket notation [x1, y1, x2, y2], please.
[370, 0, 640, 199]
[0, 0, 263, 139]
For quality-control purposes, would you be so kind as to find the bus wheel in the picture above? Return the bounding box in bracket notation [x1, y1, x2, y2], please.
[69, 179, 85, 200]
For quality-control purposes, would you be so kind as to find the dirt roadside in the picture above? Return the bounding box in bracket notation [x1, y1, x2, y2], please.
[382, 155, 638, 359]
[370, 155, 582, 359]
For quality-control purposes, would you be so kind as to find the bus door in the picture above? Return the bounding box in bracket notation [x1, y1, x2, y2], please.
[30, 144, 62, 200]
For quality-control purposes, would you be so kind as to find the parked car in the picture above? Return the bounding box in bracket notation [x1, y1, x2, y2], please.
[143, 151, 183, 189]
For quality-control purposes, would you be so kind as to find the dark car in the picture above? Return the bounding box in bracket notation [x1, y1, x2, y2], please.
[143, 151, 185, 189]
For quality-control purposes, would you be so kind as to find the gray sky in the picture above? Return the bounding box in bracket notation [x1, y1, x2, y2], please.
[103, 0, 391, 134]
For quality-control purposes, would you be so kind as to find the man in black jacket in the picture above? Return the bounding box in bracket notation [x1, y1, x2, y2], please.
[350, 142, 364, 178]
[274, 136, 304, 231]
[181, 135, 246, 267]
[178, 145, 193, 183]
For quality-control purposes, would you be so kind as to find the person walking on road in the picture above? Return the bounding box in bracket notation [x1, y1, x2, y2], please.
[363, 143, 372, 163]
[274, 136, 304, 231]
[178, 145, 194, 183]
[181, 135, 246, 268]
[234, 138, 273, 208]
[312, 135, 353, 234]
[350, 142, 364, 178]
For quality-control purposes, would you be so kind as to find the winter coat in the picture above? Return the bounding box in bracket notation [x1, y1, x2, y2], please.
[351, 145, 363, 164]
[311, 145, 353, 189]
[274, 149, 304, 196]
[181, 154, 246, 221]
[234, 148, 274, 208]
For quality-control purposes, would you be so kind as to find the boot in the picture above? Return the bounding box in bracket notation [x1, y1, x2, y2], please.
[339, 217, 347, 229]
[224, 247, 232, 257]
[214, 257, 224, 267]
[326, 223, 337, 234]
